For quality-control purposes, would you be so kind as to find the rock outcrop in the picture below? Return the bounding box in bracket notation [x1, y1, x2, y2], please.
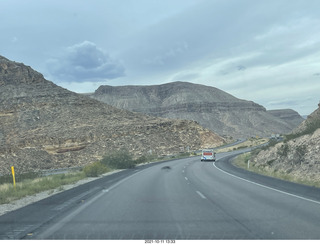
[89, 82, 301, 138]
[251, 103, 320, 183]
[292, 102, 320, 135]
[0, 55, 225, 175]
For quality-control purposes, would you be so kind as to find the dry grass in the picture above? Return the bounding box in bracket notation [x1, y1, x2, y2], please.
[0, 172, 86, 204]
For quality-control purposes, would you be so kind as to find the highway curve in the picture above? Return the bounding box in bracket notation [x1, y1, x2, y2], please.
[1, 150, 320, 240]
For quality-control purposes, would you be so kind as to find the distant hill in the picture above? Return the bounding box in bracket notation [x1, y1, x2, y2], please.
[267, 109, 304, 129]
[0, 56, 225, 174]
[89, 82, 302, 138]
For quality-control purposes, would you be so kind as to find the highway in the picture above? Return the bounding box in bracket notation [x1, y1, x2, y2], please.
[1, 149, 320, 240]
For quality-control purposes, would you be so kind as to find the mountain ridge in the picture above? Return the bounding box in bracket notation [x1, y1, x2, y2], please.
[267, 109, 305, 129]
[90, 82, 303, 138]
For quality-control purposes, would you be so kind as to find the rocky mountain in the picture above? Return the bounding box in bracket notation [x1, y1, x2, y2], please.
[251, 102, 320, 183]
[0, 55, 225, 175]
[267, 109, 304, 129]
[89, 82, 301, 138]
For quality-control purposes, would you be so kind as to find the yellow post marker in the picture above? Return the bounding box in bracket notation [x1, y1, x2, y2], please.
[11, 166, 16, 190]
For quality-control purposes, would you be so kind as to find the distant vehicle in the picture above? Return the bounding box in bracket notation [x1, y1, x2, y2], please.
[201, 149, 216, 161]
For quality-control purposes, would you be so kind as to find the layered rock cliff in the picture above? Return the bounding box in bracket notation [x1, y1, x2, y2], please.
[0, 55, 225, 175]
[90, 82, 301, 138]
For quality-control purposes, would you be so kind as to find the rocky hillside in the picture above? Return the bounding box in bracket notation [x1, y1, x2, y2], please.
[251, 103, 320, 183]
[292, 102, 320, 135]
[0, 55, 225, 175]
[89, 82, 301, 138]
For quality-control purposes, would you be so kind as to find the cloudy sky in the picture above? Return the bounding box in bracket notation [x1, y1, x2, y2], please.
[1, 0, 319, 115]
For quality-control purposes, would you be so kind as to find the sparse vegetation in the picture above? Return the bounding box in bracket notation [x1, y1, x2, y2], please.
[216, 138, 268, 153]
[251, 139, 279, 157]
[233, 152, 320, 188]
[296, 145, 307, 160]
[83, 161, 110, 177]
[101, 149, 136, 169]
[0, 150, 196, 205]
[266, 138, 280, 148]
[99, 149, 189, 169]
[175, 152, 192, 158]
[234, 152, 251, 166]
[0, 171, 41, 185]
[0, 172, 86, 204]
[285, 117, 320, 141]
[134, 153, 159, 165]
[277, 143, 289, 157]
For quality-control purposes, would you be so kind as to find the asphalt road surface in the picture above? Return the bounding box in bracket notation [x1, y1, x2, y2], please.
[1, 150, 320, 240]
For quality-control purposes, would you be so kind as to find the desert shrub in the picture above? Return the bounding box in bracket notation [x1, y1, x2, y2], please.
[277, 143, 289, 157]
[296, 145, 307, 157]
[83, 161, 109, 177]
[295, 145, 307, 162]
[134, 155, 148, 164]
[101, 149, 136, 169]
[134, 154, 157, 164]
[251, 147, 262, 157]
[267, 159, 275, 166]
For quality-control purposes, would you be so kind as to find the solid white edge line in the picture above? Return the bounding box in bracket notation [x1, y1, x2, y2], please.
[196, 190, 207, 199]
[213, 162, 320, 206]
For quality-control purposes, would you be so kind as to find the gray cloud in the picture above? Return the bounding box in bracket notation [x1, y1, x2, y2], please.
[172, 72, 200, 81]
[122, 0, 314, 75]
[46, 41, 125, 82]
[1, 0, 319, 115]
